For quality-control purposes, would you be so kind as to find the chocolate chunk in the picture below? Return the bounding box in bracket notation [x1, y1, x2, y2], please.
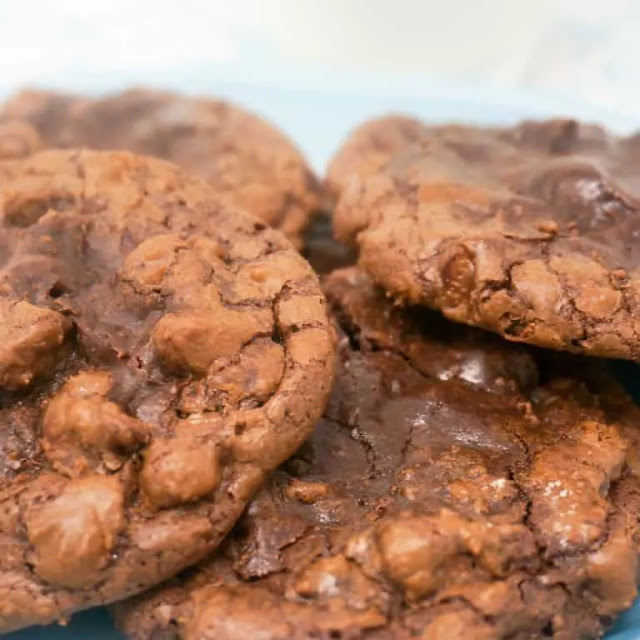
[0, 149, 335, 632]
[113, 267, 640, 640]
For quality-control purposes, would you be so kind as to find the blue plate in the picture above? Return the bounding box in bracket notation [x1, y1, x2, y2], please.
[1, 79, 639, 640]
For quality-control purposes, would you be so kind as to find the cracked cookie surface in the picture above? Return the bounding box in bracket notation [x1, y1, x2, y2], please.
[114, 267, 640, 640]
[0, 149, 335, 631]
[0, 88, 322, 247]
[333, 118, 640, 359]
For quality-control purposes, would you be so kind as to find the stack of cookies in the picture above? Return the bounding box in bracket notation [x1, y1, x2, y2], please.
[0, 91, 638, 640]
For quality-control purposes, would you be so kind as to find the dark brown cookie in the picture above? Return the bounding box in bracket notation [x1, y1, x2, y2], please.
[0, 88, 322, 247]
[333, 118, 640, 360]
[325, 115, 428, 201]
[0, 149, 335, 632]
[113, 267, 640, 640]
[302, 213, 356, 275]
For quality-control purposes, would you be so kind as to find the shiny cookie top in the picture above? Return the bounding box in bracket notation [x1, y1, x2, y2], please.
[0, 148, 335, 631]
[114, 267, 640, 640]
[332, 118, 640, 360]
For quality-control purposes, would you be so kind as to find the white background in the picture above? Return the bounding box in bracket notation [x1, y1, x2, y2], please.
[1, 0, 638, 168]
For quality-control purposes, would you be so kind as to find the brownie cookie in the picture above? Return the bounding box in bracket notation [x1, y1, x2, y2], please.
[334, 118, 640, 360]
[325, 115, 428, 201]
[114, 267, 640, 640]
[0, 88, 322, 246]
[0, 149, 335, 631]
[0, 120, 42, 160]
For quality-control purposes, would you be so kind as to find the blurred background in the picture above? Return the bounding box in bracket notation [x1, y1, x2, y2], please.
[1, 0, 639, 170]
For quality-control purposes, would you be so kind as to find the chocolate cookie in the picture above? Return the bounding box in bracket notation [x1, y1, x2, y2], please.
[333, 118, 640, 360]
[0, 149, 335, 631]
[325, 115, 427, 201]
[113, 267, 640, 640]
[0, 119, 42, 160]
[0, 88, 322, 246]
